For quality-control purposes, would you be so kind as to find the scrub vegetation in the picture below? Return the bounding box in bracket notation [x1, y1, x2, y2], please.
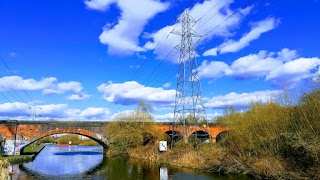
[105, 100, 167, 157]
[104, 86, 320, 179]
[56, 134, 99, 146]
[0, 159, 10, 180]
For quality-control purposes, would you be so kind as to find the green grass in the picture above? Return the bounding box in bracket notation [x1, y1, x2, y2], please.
[0, 155, 34, 164]
[23, 143, 45, 153]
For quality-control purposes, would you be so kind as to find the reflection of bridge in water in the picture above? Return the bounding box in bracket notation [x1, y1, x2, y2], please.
[0, 120, 228, 155]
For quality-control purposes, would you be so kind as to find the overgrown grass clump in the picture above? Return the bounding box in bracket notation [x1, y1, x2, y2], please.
[218, 89, 320, 178]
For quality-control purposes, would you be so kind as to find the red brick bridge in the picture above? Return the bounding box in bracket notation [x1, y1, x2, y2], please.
[0, 120, 228, 155]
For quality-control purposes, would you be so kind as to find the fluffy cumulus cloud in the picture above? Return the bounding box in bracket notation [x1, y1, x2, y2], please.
[205, 90, 282, 109]
[0, 102, 111, 120]
[67, 93, 91, 101]
[79, 107, 111, 119]
[197, 60, 229, 80]
[0, 102, 30, 117]
[197, 48, 320, 87]
[97, 81, 176, 106]
[266, 58, 320, 86]
[85, 0, 169, 55]
[203, 17, 279, 56]
[0, 76, 89, 99]
[142, 0, 252, 62]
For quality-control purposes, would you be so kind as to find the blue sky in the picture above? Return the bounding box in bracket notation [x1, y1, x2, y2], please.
[0, 0, 319, 121]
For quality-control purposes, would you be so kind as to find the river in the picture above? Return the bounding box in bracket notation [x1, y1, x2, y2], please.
[10, 145, 252, 179]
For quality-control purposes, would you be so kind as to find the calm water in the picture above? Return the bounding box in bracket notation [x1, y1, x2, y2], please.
[10, 145, 252, 180]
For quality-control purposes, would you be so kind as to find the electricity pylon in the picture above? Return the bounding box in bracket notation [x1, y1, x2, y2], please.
[171, 9, 207, 145]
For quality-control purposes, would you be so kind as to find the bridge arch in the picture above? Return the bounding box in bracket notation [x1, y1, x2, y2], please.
[164, 130, 183, 143]
[216, 131, 229, 143]
[189, 130, 211, 142]
[20, 129, 108, 154]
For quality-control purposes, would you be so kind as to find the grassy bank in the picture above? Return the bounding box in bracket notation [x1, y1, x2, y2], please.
[125, 90, 320, 179]
[0, 154, 34, 164]
[23, 143, 45, 154]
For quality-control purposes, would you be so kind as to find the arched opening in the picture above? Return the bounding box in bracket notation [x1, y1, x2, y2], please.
[164, 130, 183, 144]
[189, 130, 210, 142]
[216, 131, 229, 143]
[20, 132, 108, 155]
[142, 132, 154, 145]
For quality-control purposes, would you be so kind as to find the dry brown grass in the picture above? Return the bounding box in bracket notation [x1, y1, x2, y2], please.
[0, 159, 10, 180]
[218, 88, 320, 178]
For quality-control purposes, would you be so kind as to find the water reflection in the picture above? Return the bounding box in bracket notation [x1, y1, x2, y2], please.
[12, 145, 252, 180]
[16, 145, 103, 179]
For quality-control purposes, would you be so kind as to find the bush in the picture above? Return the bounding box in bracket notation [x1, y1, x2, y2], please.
[105, 100, 162, 157]
[218, 88, 320, 178]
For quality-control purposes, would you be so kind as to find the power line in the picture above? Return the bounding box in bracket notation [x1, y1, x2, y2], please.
[0, 91, 30, 116]
[130, 22, 178, 82]
[195, 0, 234, 31]
[141, 47, 177, 85]
[195, 0, 280, 52]
[192, 0, 225, 27]
[0, 56, 34, 102]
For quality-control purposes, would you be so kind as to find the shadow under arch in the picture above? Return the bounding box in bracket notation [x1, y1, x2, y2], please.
[216, 131, 229, 143]
[164, 130, 183, 144]
[189, 130, 211, 142]
[20, 129, 108, 155]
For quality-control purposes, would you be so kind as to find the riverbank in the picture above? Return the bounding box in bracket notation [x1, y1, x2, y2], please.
[22, 143, 46, 155]
[0, 154, 34, 164]
[128, 143, 299, 179]
[0, 143, 46, 164]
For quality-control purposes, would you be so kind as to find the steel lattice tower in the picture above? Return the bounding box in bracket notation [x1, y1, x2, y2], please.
[172, 9, 207, 143]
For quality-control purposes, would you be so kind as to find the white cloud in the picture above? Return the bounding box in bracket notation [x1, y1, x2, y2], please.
[80, 107, 111, 119]
[0, 76, 82, 94]
[153, 112, 174, 122]
[85, 0, 169, 55]
[197, 60, 229, 79]
[97, 81, 176, 106]
[37, 104, 69, 118]
[84, 0, 116, 11]
[0, 76, 86, 96]
[162, 82, 171, 88]
[0, 102, 30, 117]
[43, 81, 83, 95]
[228, 50, 283, 78]
[141, 0, 252, 62]
[205, 90, 282, 109]
[277, 48, 298, 62]
[0, 102, 111, 120]
[197, 48, 320, 87]
[266, 57, 320, 87]
[204, 17, 279, 56]
[67, 93, 91, 101]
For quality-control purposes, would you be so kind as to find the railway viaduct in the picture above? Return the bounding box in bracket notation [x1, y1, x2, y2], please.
[0, 120, 228, 155]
